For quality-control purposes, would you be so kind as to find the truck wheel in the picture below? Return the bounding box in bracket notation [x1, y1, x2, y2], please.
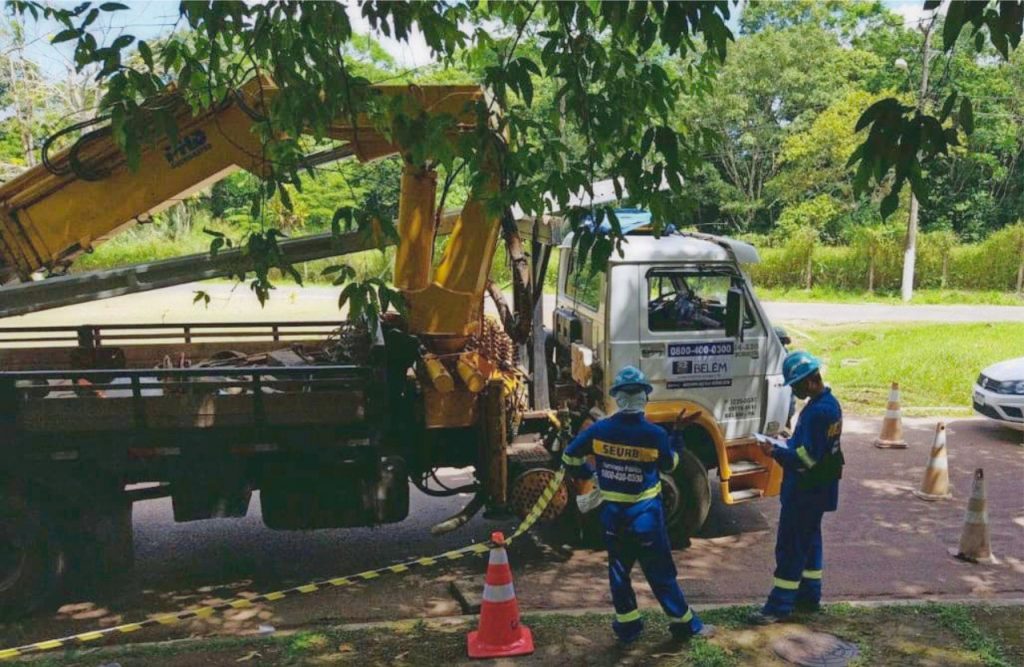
[67, 500, 134, 592]
[0, 492, 64, 619]
[662, 449, 711, 547]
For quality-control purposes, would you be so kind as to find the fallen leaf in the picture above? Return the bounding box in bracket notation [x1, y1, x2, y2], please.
[393, 650, 409, 661]
[236, 651, 262, 662]
[338, 643, 355, 653]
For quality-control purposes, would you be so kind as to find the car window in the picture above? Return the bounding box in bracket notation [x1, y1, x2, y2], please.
[564, 250, 601, 310]
[647, 269, 755, 332]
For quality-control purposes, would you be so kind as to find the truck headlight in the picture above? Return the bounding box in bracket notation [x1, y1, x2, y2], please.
[1014, 381, 1024, 395]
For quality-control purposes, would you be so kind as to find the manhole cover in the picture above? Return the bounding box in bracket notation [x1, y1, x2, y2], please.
[772, 630, 859, 667]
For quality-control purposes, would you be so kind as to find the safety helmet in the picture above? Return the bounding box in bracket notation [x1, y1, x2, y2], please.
[782, 350, 821, 387]
[610, 365, 653, 396]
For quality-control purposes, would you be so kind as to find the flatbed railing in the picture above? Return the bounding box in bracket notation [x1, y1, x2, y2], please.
[0, 321, 346, 348]
[0, 364, 372, 434]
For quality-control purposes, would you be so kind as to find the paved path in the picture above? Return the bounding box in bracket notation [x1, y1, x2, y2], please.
[2, 282, 1021, 327]
[2, 416, 1020, 648]
[762, 301, 1024, 324]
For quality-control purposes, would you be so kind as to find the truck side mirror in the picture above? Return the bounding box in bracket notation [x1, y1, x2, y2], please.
[725, 287, 744, 341]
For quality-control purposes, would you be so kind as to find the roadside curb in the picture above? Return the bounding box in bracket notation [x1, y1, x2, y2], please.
[334, 594, 1024, 631]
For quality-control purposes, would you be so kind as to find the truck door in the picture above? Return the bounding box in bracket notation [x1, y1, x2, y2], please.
[638, 265, 769, 439]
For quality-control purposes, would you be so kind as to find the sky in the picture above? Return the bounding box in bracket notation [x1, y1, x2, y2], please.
[9, 0, 940, 82]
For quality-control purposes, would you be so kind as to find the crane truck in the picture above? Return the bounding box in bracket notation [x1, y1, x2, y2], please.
[0, 77, 792, 618]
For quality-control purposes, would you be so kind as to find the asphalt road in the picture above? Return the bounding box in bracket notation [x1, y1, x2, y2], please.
[2, 415, 1020, 649]
[3, 282, 1022, 328]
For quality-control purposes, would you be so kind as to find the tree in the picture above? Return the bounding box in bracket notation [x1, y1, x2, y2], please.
[849, 1, 1022, 212]
[9, 0, 735, 310]
[0, 20, 44, 167]
[741, 0, 896, 40]
[768, 89, 893, 241]
[676, 20, 884, 233]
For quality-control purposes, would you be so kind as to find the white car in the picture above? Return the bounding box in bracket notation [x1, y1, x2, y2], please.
[973, 357, 1024, 431]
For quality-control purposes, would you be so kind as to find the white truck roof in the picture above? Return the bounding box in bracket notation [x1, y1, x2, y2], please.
[560, 231, 760, 265]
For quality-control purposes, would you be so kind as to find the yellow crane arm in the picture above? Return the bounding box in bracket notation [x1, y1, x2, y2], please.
[0, 77, 503, 337]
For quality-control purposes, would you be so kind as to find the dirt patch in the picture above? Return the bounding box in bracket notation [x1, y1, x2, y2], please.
[13, 603, 1022, 666]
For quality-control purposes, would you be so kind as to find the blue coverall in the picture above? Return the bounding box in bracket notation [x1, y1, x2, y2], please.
[561, 411, 704, 641]
[763, 387, 843, 617]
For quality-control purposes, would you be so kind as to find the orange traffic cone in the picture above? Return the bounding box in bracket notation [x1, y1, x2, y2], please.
[874, 381, 907, 449]
[467, 532, 534, 659]
[913, 422, 953, 501]
[951, 469, 997, 564]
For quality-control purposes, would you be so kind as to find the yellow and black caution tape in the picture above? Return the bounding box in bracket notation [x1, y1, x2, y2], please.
[0, 468, 566, 662]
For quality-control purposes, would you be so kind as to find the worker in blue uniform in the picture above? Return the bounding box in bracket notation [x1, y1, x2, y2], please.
[750, 351, 844, 624]
[561, 366, 714, 644]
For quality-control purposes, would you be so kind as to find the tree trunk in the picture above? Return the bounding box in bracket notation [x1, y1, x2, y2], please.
[941, 253, 948, 290]
[500, 212, 533, 343]
[1017, 259, 1023, 296]
[805, 252, 813, 290]
[868, 256, 875, 293]
[902, 12, 938, 303]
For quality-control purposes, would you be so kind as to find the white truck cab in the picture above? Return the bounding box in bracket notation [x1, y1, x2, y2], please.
[548, 210, 792, 537]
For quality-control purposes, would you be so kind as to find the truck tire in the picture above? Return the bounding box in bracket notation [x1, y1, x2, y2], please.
[662, 449, 711, 547]
[0, 492, 64, 619]
[67, 500, 134, 592]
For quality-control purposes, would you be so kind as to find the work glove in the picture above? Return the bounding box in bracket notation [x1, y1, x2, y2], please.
[575, 488, 603, 514]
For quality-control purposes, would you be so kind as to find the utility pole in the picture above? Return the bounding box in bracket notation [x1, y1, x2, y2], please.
[901, 3, 942, 302]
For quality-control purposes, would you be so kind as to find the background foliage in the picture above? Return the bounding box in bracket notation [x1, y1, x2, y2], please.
[1, 1, 1021, 301]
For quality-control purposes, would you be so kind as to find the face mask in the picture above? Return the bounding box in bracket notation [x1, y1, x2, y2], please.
[615, 390, 648, 413]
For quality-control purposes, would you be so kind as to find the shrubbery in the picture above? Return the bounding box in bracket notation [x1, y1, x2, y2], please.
[749, 222, 1024, 293]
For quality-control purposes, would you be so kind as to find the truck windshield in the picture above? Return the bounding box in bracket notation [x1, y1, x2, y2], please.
[647, 269, 755, 332]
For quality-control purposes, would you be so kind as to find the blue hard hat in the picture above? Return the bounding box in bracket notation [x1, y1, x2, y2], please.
[782, 350, 821, 387]
[610, 365, 653, 396]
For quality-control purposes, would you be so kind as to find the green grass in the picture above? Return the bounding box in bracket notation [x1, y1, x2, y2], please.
[20, 603, 1020, 666]
[932, 604, 1015, 667]
[799, 323, 1024, 415]
[756, 286, 1024, 306]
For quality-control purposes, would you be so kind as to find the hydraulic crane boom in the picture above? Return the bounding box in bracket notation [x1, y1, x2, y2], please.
[0, 76, 505, 338]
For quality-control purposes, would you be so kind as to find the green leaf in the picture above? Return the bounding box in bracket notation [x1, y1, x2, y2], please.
[518, 68, 533, 107]
[138, 40, 154, 69]
[99, 2, 129, 10]
[942, 0, 966, 51]
[654, 126, 678, 167]
[939, 92, 957, 122]
[52, 28, 80, 44]
[959, 97, 974, 135]
[277, 183, 293, 211]
[988, 20, 1009, 58]
[192, 290, 211, 307]
[110, 33, 133, 50]
[879, 191, 900, 219]
[640, 127, 655, 158]
[82, 7, 99, 28]
[855, 98, 900, 132]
